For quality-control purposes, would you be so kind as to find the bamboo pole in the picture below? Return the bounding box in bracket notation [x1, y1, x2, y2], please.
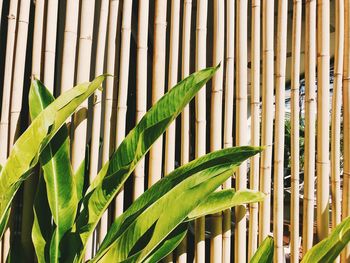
[290, 1, 302, 262]
[74, 0, 96, 259]
[115, 0, 133, 218]
[99, 0, 120, 250]
[235, 1, 247, 262]
[194, 0, 207, 261]
[89, 0, 109, 190]
[0, 0, 18, 165]
[163, 2, 180, 261]
[273, 1, 288, 262]
[43, 0, 59, 92]
[148, 0, 167, 187]
[248, 0, 260, 259]
[316, 0, 330, 242]
[303, 0, 316, 254]
[210, 1, 224, 262]
[177, 1, 192, 261]
[7, 0, 31, 261]
[60, 0, 79, 94]
[341, 0, 350, 261]
[223, 0, 234, 261]
[331, 0, 344, 233]
[0, 1, 18, 260]
[258, 0, 274, 243]
[31, 0, 45, 79]
[134, 0, 149, 200]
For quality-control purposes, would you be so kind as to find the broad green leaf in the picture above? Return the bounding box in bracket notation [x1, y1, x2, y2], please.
[32, 175, 52, 263]
[143, 224, 187, 263]
[250, 236, 274, 263]
[29, 80, 78, 263]
[0, 75, 105, 239]
[301, 216, 350, 263]
[74, 158, 86, 201]
[187, 189, 265, 220]
[92, 146, 262, 262]
[64, 66, 219, 261]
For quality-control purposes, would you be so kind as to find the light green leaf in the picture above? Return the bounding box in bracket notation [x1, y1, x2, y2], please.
[187, 189, 265, 220]
[250, 236, 274, 263]
[0, 75, 106, 239]
[94, 147, 261, 262]
[64, 66, 219, 262]
[301, 216, 350, 263]
[92, 147, 261, 262]
[74, 158, 86, 201]
[29, 80, 78, 263]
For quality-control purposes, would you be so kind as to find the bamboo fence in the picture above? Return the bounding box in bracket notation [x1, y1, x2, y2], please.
[0, 1, 346, 262]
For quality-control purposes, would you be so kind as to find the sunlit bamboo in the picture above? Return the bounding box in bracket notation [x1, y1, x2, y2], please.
[259, 0, 274, 243]
[316, 0, 330, 242]
[194, 0, 207, 261]
[248, 0, 260, 259]
[303, 0, 317, 253]
[235, 0, 247, 262]
[273, 0, 288, 261]
[148, 0, 168, 187]
[134, 0, 149, 200]
[210, 1, 224, 262]
[290, 1, 302, 262]
[31, 0, 45, 79]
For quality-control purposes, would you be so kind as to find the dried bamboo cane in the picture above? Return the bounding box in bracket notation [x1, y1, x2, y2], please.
[31, 0, 45, 79]
[74, 0, 96, 260]
[99, 0, 120, 251]
[235, 1, 247, 262]
[177, 1, 192, 261]
[258, 0, 274, 243]
[316, 0, 330, 242]
[0, 0, 18, 165]
[303, 0, 317, 254]
[163, 2, 180, 261]
[88, 0, 109, 195]
[60, 0, 79, 94]
[223, 0, 234, 262]
[331, 0, 344, 233]
[43, 0, 59, 92]
[148, 0, 167, 187]
[248, 0, 260, 259]
[290, 1, 302, 262]
[273, 1, 288, 262]
[210, 1, 224, 262]
[7, 0, 31, 261]
[115, 0, 134, 218]
[194, 0, 207, 261]
[134, 0, 149, 200]
[341, 0, 350, 261]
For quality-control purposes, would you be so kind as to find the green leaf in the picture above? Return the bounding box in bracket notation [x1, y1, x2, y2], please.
[29, 80, 78, 263]
[64, 66, 219, 261]
[0, 75, 105, 239]
[250, 236, 274, 263]
[94, 147, 261, 262]
[143, 224, 187, 263]
[93, 146, 261, 261]
[32, 175, 52, 263]
[74, 158, 86, 201]
[187, 189, 265, 220]
[301, 216, 350, 263]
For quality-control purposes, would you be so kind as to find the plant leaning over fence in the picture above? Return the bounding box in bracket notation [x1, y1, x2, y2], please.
[0, 66, 267, 262]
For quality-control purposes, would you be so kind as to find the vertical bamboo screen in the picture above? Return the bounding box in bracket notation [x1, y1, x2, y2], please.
[0, 1, 347, 262]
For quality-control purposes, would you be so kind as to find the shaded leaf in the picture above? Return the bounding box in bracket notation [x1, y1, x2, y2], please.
[250, 236, 274, 263]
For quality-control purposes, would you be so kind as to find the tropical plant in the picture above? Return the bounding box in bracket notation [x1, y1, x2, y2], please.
[0, 66, 266, 262]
